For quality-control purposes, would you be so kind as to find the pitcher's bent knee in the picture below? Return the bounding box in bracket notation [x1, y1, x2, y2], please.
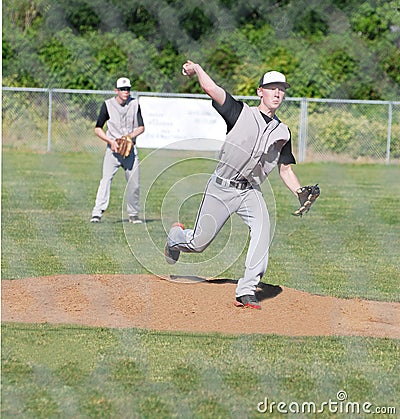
[188, 239, 210, 253]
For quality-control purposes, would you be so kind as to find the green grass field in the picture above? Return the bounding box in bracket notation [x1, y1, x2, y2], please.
[2, 149, 399, 417]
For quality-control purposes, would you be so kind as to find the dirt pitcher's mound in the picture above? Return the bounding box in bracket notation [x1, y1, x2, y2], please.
[2, 274, 399, 338]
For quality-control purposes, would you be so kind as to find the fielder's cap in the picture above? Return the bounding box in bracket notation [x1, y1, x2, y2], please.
[259, 71, 290, 88]
[116, 77, 131, 88]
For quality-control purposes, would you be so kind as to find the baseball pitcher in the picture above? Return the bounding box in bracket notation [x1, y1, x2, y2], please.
[164, 61, 319, 309]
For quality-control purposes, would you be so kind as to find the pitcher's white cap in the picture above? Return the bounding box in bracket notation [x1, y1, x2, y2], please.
[259, 71, 290, 88]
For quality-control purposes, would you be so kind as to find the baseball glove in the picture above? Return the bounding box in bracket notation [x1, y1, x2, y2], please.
[115, 135, 133, 158]
[293, 184, 320, 216]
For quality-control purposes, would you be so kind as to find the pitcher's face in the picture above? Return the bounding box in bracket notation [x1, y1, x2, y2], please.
[257, 83, 286, 112]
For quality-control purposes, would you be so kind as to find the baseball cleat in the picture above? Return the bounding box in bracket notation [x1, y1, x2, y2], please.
[129, 215, 143, 224]
[234, 295, 261, 310]
[90, 215, 101, 223]
[164, 223, 185, 264]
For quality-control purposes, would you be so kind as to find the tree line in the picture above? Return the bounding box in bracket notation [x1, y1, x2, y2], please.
[3, 0, 400, 100]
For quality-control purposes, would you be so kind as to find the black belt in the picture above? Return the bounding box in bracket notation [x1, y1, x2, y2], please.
[215, 177, 251, 190]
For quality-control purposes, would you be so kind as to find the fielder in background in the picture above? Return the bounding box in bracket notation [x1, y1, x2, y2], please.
[90, 77, 145, 224]
[165, 60, 319, 310]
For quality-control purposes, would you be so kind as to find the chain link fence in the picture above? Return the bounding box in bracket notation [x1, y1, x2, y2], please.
[2, 87, 399, 163]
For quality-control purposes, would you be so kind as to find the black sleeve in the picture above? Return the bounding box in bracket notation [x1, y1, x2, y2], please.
[212, 91, 243, 133]
[278, 131, 296, 164]
[136, 104, 144, 127]
[95, 102, 109, 128]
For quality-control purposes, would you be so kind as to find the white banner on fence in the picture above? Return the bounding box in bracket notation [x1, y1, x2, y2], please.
[136, 96, 226, 151]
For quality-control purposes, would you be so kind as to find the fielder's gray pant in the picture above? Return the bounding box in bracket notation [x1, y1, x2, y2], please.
[167, 176, 270, 297]
[92, 147, 140, 218]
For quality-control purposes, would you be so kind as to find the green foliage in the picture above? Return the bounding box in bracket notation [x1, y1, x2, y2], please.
[293, 9, 329, 39]
[4, 0, 45, 32]
[36, 27, 100, 89]
[350, 1, 388, 40]
[123, 5, 159, 39]
[331, 0, 361, 8]
[2, 37, 15, 61]
[389, 111, 400, 159]
[93, 34, 128, 76]
[307, 106, 394, 158]
[240, 22, 275, 45]
[322, 49, 357, 82]
[59, 0, 102, 34]
[2, 0, 400, 99]
[311, 111, 355, 154]
[179, 6, 215, 41]
[377, 41, 400, 85]
[39, 37, 72, 75]
[154, 42, 185, 81]
[206, 43, 241, 81]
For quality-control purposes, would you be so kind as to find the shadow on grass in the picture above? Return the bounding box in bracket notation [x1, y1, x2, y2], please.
[118, 218, 159, 224]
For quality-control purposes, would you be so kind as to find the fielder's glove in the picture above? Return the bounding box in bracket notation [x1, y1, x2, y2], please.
[293, 184, 320, 216]
[115, 135, 134, 158]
